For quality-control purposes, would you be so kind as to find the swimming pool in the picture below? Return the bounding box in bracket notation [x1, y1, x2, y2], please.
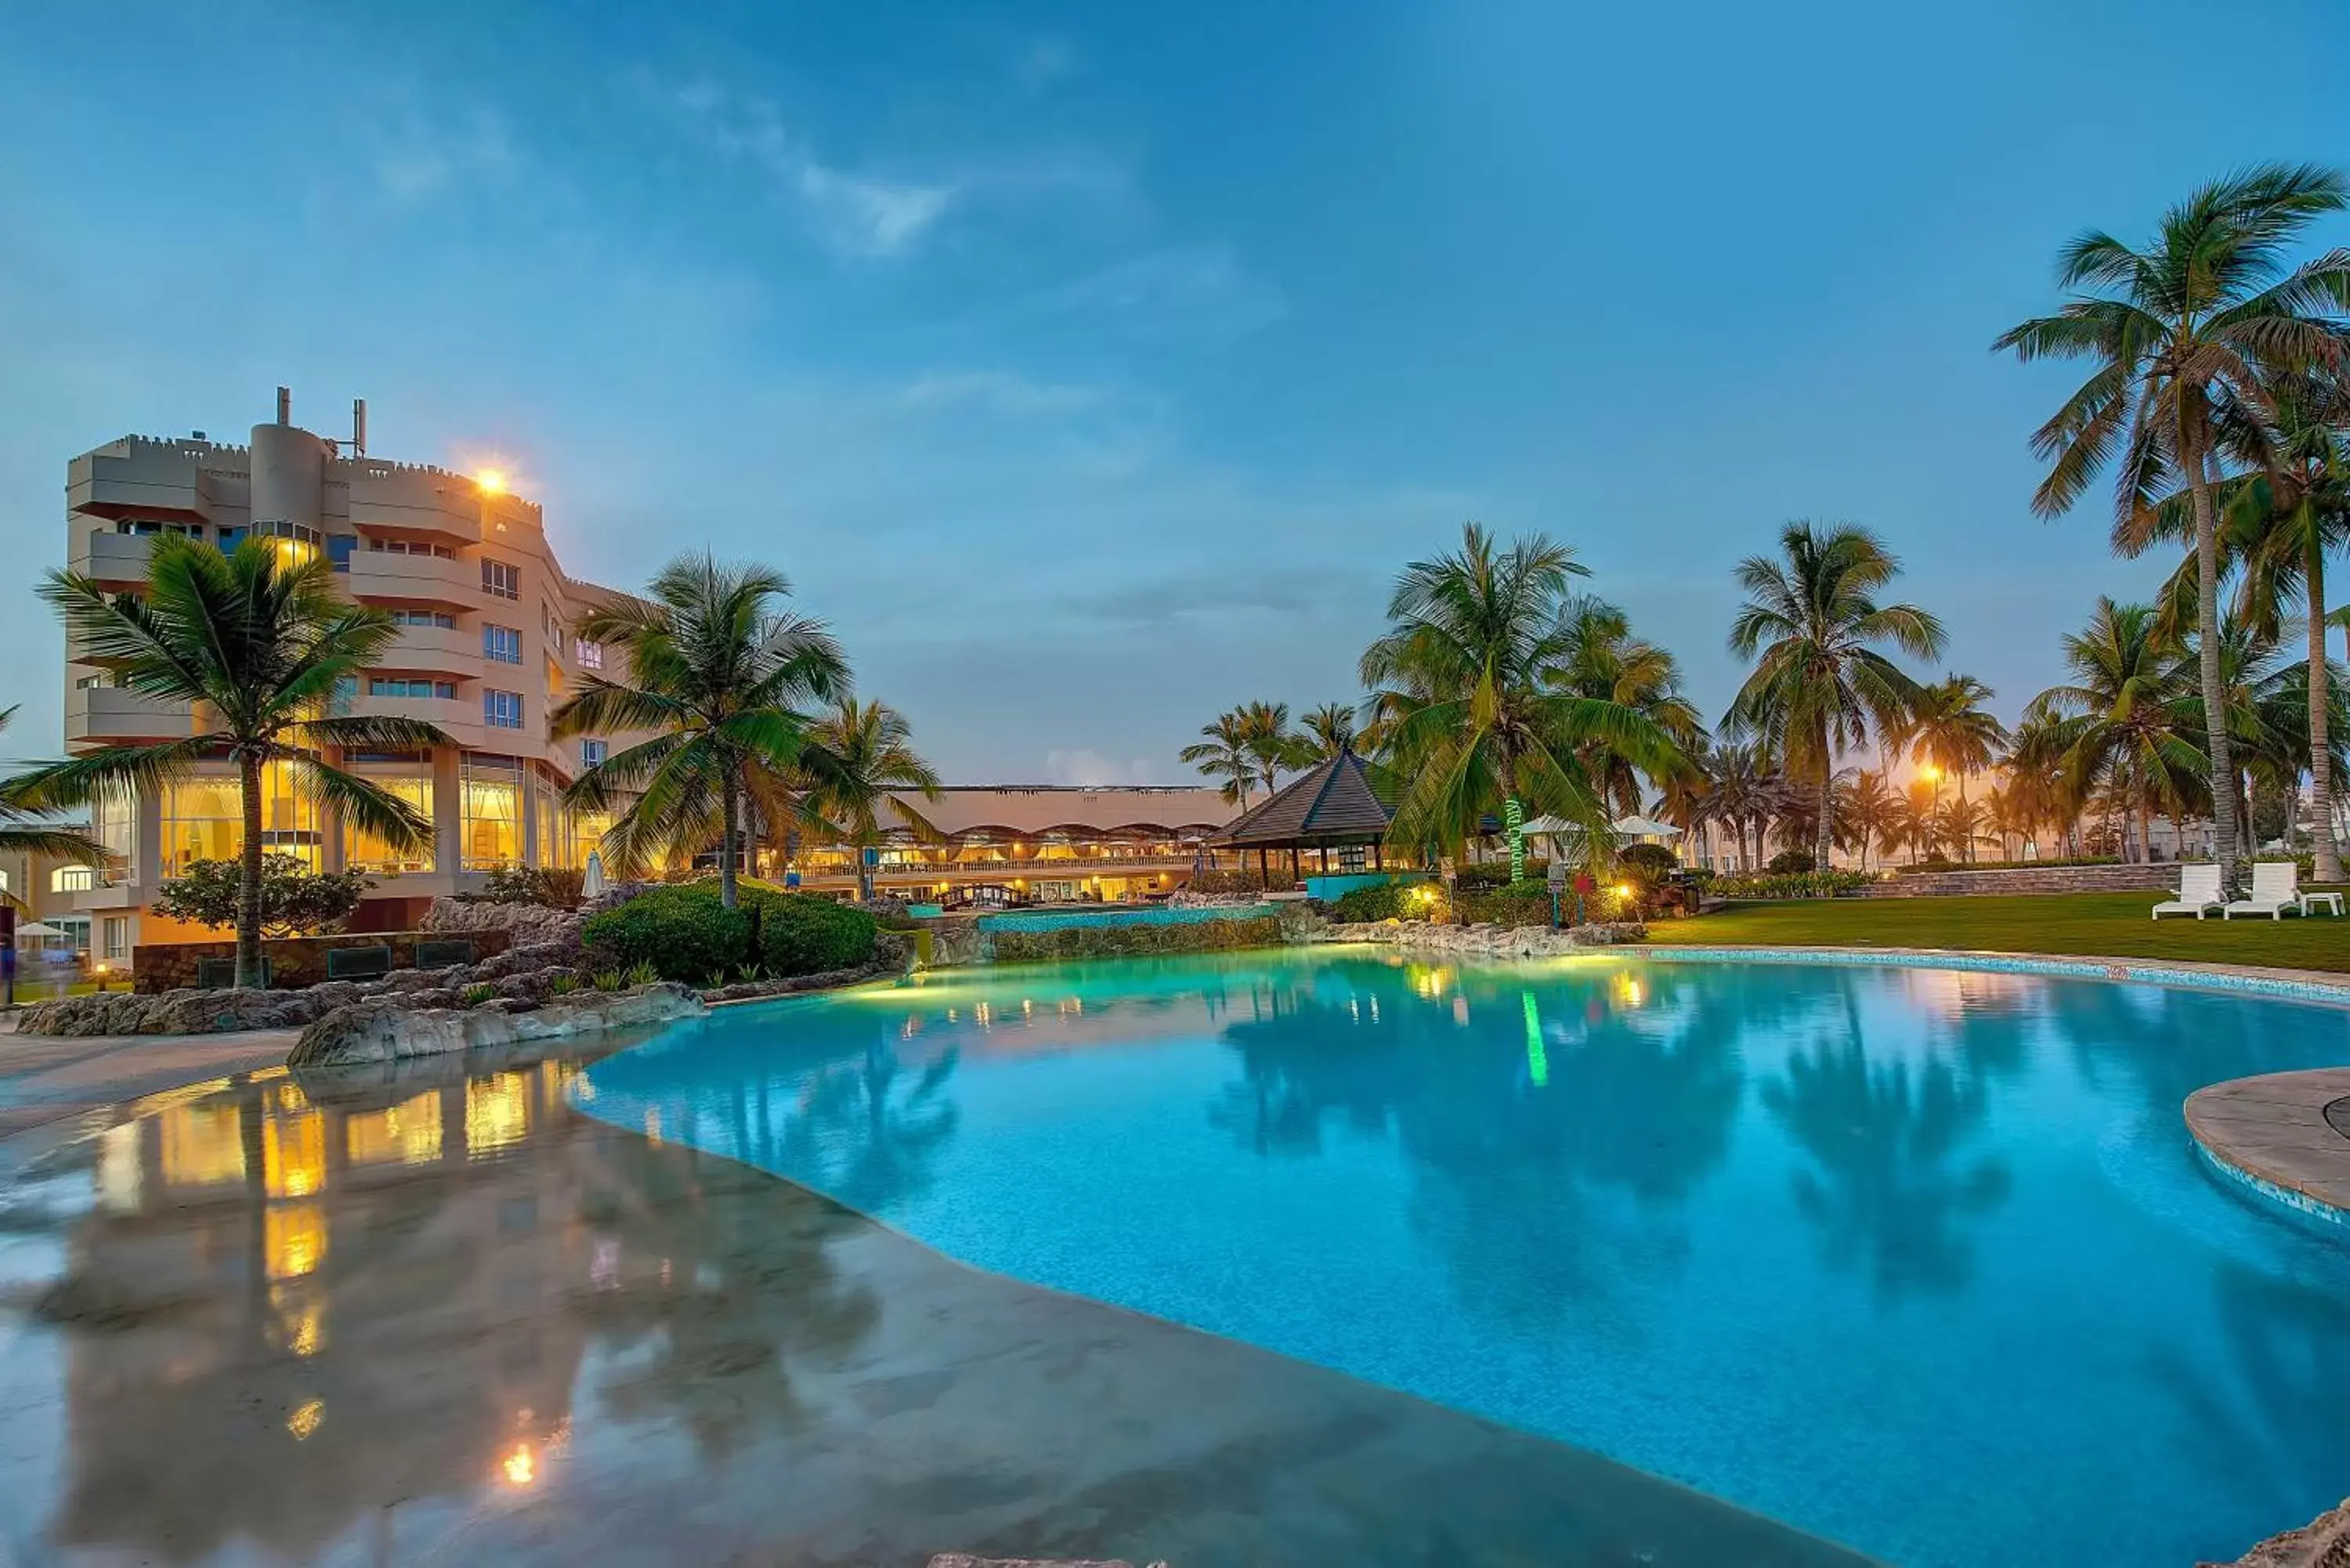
[577, 948, 2350, 1566]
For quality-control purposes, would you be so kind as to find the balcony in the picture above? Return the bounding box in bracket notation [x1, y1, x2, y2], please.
[66, 685, 194, 745]
[345, 466, 487, 546]
[67, 439, 215, 522]
[346, 551, 477, 609]
[67, 529, 154, 591]
[385, 623, 483, 672]
[345, 692, 479, 746]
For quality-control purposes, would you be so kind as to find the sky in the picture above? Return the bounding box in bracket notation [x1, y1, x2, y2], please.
[3, 0, 2347, 784]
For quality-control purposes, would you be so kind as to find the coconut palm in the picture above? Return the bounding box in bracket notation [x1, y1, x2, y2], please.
[0, 707, 107, 896]
[1181, 711, 1257, 807]
[2005, 708, 2089, 855]
[1994, 162, 2350, 888]
[553, 554, 848, 909]
[1551, 596, 1706, 815]
[1235, 699, 1312, 797]
[1360, 524, 1681, 881]
[1836, 769, 1901, 871]
[8, 537, 448, 985]
[1908, 675, 2009, 862]
[1300, 702, 1359, 760]
[1726, 522, 1945, 872]
[2026, 598, 2205, 864]
[798, 698, 944, 901]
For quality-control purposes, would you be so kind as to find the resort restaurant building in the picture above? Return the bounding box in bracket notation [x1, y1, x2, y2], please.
[788, 786, 1239, 904]
[44, 391, 660, 960]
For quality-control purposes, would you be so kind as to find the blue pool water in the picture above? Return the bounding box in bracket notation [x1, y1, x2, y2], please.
[577, 948, 2350, 1566]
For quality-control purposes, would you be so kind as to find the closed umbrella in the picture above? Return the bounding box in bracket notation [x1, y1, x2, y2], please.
[581, 851, 608, 901]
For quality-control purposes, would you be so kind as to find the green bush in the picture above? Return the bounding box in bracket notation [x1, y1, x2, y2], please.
[1456, 880, 1556, 927]
[580, 884, 754, 983]
[1709, 870, 1873, 900]
[1619, 844, 1679, 879]
[751, 889, 877, 976]
[1455, 858, 1548, 890]
[1330, 881, 1432, 922]
[989, 916, 1284, 964]
[1765, 848, 1817, 874]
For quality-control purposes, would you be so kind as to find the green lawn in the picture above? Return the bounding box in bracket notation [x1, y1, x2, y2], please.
[1641, 890, 2350, 974]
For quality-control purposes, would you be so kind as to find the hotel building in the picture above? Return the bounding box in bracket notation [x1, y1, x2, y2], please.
[28, 392, 1239, 964]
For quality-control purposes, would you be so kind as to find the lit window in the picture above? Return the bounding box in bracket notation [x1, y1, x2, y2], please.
[51, 865, 95, 893]
[368, 678, 455, 700]
[102, 916, 128, 961]
[484, 690, 525, 729]
[574, 638, 603, 670]
[483, 624, 522, 664]
[482, 560, 520, 602]
[390, 609, 456, 630]
[580, 739, 608, 768]
[461, 754, 522, 869]
[345, 774, 435, 875]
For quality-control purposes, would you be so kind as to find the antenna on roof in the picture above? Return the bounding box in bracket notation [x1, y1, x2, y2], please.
[352, 398, 367, 457]
[276, 386, 291, 425]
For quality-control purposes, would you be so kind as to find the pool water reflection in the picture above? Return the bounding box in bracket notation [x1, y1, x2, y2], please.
[582, 948, 2350, 1567]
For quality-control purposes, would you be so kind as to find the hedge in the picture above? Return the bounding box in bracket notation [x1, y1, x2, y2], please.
[1329, 882, 1430, 922]
[989, 916, 1284, 964]
[581, 880, 877, 983]
[1708, 870, 1873, 900]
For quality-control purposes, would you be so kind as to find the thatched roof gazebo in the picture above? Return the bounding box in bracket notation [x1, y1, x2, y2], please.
[1208, 748, 1399, 883]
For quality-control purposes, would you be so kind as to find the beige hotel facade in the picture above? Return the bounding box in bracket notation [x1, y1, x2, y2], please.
[15, 393, 1235, 966]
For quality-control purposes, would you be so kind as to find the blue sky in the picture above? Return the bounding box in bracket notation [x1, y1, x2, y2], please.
[3, 0, 2346, 783]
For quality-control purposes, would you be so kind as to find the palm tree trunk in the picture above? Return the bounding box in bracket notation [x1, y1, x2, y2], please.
[1813, 734, 1834, 871]
[2189, 443, 2243, 889]
[2309, 533, 2343, 881]
[236, 750, 265, 989]
[1957, 774, 1971, 863]
[719, 771, 740, 909]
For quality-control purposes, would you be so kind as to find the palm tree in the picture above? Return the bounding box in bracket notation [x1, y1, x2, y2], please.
[1726, 522, 1945, 872]
[1180, 710, 1256, 807]
[1995, 162, 2350, 889]
[1300, 702, 1359, 760]
[0, 707, 106, 895]
[1908, 675, 2009, 862]
[1894, 780, 1940, 864]
[9, 537, 448, 986]
[1235, 699, 1311, 797]
[2005, 708, 2088, 855]
[799, 698, 944, 901]
[1694, 740, 1777, 870]
[1836, 769, 1901, 871]
[1360, 524, 1680, 882]
[553, 554, 847, 909]
[1552, 596, 1706, 815]
[2027, 598, 2205, 865]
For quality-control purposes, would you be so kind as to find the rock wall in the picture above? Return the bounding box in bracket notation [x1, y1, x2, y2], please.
[418, 900, 586, 939]
[132, 928, 518, 993]
[289, 983, 708, 1067]
[1319, 919, 1648, 959]
[1864, 863, 2178, 898]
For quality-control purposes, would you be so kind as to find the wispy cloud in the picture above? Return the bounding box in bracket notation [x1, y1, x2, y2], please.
[898, 370, 1108, 417]
[369, 110, 521, 208]
[1044, 748, 1155, 786]
[668, 81, 955, 258]
[1043, 246, 1287, 344]
[1015, 37, 1080, 92]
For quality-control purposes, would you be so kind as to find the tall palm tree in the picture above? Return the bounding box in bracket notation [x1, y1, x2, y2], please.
[1836, 768, 1901, 872]
[2005, 708, 2088, 855]
[1694, 740, 1777, 870]
[1551, 596, 1705, 815]
[2027, 598, 2205, 865]
[553, 554, 847, 909]
[1181, 710, 1256, 807]
[1995, 162, 2350, 889]
[1894, 780, 1940, 865]
[1908, 675, 2009, 862]
[1235, 699, 1311, 797]
[1360, 524, 1680, 882]
[0, 707, 106, 897]
[799, 698, 943, 901]
[1726, 522, 1945, 872]
[1300, 701, 1359, 760]
[8, 537, 448, 986]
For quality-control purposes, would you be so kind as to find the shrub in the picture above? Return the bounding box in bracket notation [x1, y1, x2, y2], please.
[1188, 869, 1272, 896]
[591, 970, 624, 992]
[1457, 880, 1557, 927]
[1709, 869, 1873, 899]
[622, 959, 660, 988]
[753, 889, 877, 976]
[154, 854, 374, 938]
[461, 982, 497, 1006]
[1455, 858, 1548, 891]
[1765, 848, 1817, 875]
[474, 864, 589, 909]
[1330, 881, 1430, 922]
[548, 974, 582, 996]
[580, 884, 754, 983]
[989, 916, 1284, 964]
[1619, 844, 1679, 880]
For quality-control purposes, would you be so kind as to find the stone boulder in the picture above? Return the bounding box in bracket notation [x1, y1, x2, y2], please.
[2203, 1498, 2350, 1566]
[15, 985, 320, 1038]
[287, 982, 708, 1068]
[418, 898, 585, 941]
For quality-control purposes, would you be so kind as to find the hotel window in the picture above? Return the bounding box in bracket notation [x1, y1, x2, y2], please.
[482, 559, 520, 601]
[533, 770, 560, 868]
[74, 673, 105, 690]
[0, 869, 9, 894]
[332, 676, 358, 704]
[51, 865, 95, 893]
[51, 916, 91, 955]
[216, 526, 247, 551]
[92, 788, 135, 885]
[327, 535, 356, 573]
[369, 678, 457, 700]
[566, 807, 611, 871]
[391, 609, 457, 630]
[368, 538, 456, 559]
[483, 624, 522, 664]
[540, 603, 561, 642]
[580, 739, 608, 768]
[345, 774, 436, 874]
[574, 638, 603, 670]
[101, 917, 128, 962]
[461, 755, 523, 869]
[161, 764, 319, 873]
[114, 518, 201, 538]
[484, 689, 524, 730]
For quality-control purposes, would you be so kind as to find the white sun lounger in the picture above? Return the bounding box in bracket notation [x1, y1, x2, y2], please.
[2151, 863, 2222, 920]
[2222, 861, 2309, 920]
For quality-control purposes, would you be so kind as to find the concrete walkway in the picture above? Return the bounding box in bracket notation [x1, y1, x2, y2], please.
[0, 1010, 295, 1136]
[2184, 1067, 2350, 1219]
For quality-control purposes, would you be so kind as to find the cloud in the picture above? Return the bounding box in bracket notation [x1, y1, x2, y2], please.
[1044, 748, 1156, 786]
[898, 370, 1107, 417]
[1015, 37, 1079, 92]
[668, 81, 955, 258]
[369, 110, 521, 208]
[1043, 246, 1287, 344]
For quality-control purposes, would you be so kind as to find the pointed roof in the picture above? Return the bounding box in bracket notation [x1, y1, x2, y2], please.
[1209, 748, 1397, 847]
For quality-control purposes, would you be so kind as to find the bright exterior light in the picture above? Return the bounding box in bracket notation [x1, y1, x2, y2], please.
[502, 1443, 537, 1487]
[1614, 882, 1633, 899]
[1919, 764, 1940, 781]
[475, 468, 508, 495]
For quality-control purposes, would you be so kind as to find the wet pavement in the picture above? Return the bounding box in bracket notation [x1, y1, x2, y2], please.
[0, 1031, 1871, 1567]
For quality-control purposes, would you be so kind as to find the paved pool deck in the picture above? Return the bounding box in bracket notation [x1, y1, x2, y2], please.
[0, 1031, 1871, 1568]
[2186, 1067, 2350, 1222]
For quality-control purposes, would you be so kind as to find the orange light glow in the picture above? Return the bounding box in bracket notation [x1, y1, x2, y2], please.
[475, 468, 508, 495]
[501, 1443, 537, 1487]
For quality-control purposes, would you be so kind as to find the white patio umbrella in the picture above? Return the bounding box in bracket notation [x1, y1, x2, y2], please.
[12, 920, 69, 940]
[581, 851, 608, 901]
[1611, 814, 1683, 840]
